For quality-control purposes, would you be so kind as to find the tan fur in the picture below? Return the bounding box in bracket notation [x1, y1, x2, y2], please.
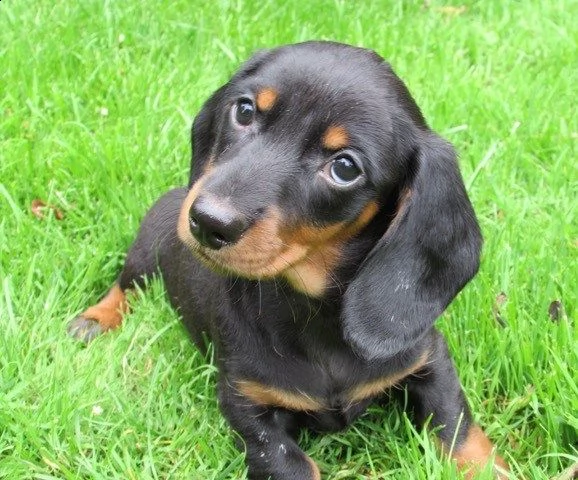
[80, 284, 129, 330]
[282, 244, 342, 297]
[322, 125, 349, 150]
[178, 173, 380, 296]
[236, 380, 325, 411]
[306, 456, 322, 480]
[282, 201, 379, 295]
[450, 425, 510, 479]
[177, 176, 208, 248]
[256, 87, 278, 112]
[345, 350, 429, 403]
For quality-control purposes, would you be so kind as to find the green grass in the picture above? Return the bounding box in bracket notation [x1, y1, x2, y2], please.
[1, 0, 576, 478]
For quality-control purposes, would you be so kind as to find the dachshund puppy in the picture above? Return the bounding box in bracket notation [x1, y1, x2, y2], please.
[69, 41, 509, 479]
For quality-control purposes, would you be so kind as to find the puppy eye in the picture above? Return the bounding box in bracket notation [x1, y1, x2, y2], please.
[328, 155, 362, 185]
[233, 98, 255, 126]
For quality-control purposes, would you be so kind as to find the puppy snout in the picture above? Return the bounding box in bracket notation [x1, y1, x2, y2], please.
[189, 196, 248, 250]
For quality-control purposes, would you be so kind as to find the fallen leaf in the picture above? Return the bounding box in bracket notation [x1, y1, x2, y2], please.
[31, 199, 64, 220]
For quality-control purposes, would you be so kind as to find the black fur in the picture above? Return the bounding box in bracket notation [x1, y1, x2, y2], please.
[73, 41, 491, 479]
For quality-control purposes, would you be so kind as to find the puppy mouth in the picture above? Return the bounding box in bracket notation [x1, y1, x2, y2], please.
[187, 240, 287, 278]
[183, 232, 308, 280]
[191, 247, 229, 273]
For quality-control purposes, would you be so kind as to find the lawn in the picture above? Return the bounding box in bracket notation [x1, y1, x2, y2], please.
[0, 0, 576, 479]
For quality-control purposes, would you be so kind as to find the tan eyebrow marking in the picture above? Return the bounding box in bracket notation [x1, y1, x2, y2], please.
[256, 87, 278, 112]
[322, 125, 349, 150]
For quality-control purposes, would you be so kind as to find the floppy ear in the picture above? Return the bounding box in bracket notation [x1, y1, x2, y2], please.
[342, 133, 482, 361]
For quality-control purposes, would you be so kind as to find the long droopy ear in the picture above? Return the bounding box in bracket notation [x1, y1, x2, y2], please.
[342, 133, 482, 361]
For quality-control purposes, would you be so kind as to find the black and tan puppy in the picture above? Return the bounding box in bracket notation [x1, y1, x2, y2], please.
[69, 41, 509, 479]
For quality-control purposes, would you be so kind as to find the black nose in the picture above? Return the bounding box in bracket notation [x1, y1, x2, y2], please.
[189, 196, 248, 250]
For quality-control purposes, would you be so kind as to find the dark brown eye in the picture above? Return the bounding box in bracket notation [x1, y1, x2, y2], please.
[234, 98, 255, 126]
[329, 155, 362, 185]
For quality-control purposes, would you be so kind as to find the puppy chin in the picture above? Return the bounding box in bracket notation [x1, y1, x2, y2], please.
[179, 239, 272, 279]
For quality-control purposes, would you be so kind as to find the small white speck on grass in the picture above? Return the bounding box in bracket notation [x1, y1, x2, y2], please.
[118, 33, 126, 44]
[91, 405, 103, 416]
[99, 107, 109, 117]
[510, 121, 521, 134]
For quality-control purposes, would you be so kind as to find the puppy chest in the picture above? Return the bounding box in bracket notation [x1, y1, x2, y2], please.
[233, 352, 412, 414]
[231, 340, 429, 419]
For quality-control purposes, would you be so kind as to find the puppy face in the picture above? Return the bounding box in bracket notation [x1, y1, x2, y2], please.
[178, 42, 425, 295]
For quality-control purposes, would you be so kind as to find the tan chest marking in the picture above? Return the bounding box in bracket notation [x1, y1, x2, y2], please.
[236, 351, 429, 414]
[345, 350, 430, 404]
[236, 380, 325, 411]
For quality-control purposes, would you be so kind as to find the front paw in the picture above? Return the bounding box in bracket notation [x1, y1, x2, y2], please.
[67, 316, 104, 342]
[67, 284, 128, 342]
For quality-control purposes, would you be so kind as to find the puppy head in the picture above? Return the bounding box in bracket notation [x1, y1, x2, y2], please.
[178, 42, 409, 289]
[178, 42, 482, 348]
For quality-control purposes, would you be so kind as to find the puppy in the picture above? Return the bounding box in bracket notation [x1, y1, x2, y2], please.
[69, 41, 509, 479]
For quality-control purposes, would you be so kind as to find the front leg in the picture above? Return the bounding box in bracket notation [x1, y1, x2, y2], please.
[406, 332, 509, 479]
[218, 378, 320, 480]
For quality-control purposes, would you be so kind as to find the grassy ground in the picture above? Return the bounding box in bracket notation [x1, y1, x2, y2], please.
[1, 0, 576, 478]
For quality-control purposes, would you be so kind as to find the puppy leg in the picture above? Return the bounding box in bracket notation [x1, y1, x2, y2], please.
[68, 188, 187, 342]
[405, 332, 509, 479]
[219, 380, 321, 480]
[67, 283, 130, 342]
